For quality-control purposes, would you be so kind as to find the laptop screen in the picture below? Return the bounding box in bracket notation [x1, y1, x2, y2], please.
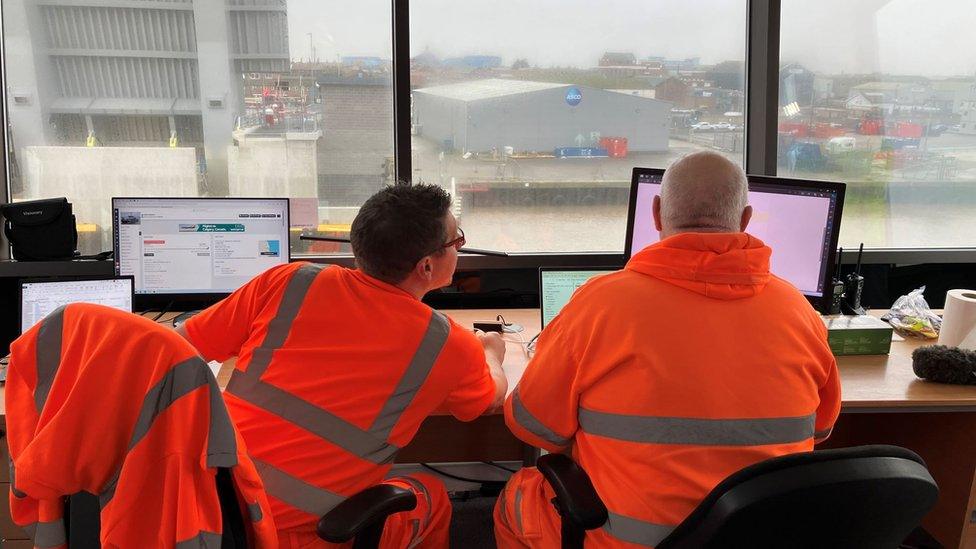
[20, 277, 135, 334]
[540, 268, 616, 329]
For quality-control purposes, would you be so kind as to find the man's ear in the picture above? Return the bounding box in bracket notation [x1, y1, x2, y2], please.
[740, 205, 753, 232]
[652, 194, 663, 232]
[415, 256, 434, 281]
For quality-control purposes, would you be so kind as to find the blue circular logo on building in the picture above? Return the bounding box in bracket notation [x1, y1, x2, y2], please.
[565, 87, 582, 106]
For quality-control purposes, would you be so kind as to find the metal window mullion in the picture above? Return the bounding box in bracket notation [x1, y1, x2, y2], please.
[392, 0, 411, 185]
[744, 0, 781, 176]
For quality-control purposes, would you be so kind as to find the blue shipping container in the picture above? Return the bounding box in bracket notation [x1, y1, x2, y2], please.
[554, 147, 609, 158]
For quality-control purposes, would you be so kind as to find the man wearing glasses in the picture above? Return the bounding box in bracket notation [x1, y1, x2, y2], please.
[178, 184, 507, 548]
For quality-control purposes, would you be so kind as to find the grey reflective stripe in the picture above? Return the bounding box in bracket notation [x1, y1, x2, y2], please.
[27, 519, 67, 548]
[226, 265, 451, 468]
[35, 306, 66, 412]
[579, 409, 816, 446]
[370, 311, 450, 438]
[398, 476, 432, 529]
[227, 372, 400, 465]
[406, 519, 421, 549]
[248, 502, 263, 522]
[246, 263, 324, 379]
[496, 484, 512, 530]
[102, 358, 232, 508]
[204, 369, 238, 468]
[814, 428, 832, 440]
[510, 387, 571, 448]
[129, 358, 211, 451]
[253, 458, 345, 516]
[99, 471, 120, 509]
[514, 487, 524, 534]
[9, 457, 26, 499]
[604, 511, 675, 548]
[175, 530, 222, 549]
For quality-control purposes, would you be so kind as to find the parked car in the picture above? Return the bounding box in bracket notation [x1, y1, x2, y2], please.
[691, 122, 715, 131]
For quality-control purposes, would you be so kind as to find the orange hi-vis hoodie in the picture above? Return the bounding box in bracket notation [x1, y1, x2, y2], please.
[505, 233, 841, 547]
[6, 303, 278, 548]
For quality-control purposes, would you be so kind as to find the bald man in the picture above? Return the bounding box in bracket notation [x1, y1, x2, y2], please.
[495, 152, 840, 548]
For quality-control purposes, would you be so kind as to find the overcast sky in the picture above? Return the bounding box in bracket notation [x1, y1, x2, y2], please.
[287, 0, 976, 78]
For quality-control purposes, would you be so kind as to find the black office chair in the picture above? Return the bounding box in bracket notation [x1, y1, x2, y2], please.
[537, 445, 939, 549]
[317, 484, 418, 549]
[63, 468, 249, 549]
[66, 475, 418, 549]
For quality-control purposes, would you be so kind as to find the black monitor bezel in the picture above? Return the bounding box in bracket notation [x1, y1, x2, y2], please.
[538, 266, 618, 329]
[625, 167, 846, 313]
[18, 275, 136, 335]
[623, 167, 666, 264]
[111, 196, 291, 307]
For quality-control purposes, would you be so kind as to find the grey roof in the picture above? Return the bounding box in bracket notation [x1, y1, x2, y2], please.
[413, 78, 568, 102]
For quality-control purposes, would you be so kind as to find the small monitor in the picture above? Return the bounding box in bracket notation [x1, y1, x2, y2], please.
[539, 267, 617, 329]
[20, 276, 134, 334]
[625, 168, 845, 312]
[112, 197, 290, 296]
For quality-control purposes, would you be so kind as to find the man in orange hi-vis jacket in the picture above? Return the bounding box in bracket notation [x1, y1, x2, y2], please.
[177, 184, 509, 548]
[496, 151, 841, 548]
[6, 303, 277, 548]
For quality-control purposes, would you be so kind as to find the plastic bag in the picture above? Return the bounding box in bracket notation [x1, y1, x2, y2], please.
[882, 286, 941, 339]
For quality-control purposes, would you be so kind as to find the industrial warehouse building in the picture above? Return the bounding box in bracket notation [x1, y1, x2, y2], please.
[413, 78, 671, 154]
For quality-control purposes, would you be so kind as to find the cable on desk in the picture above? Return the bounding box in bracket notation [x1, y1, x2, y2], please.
[420, 463, 498, 485]
[504, 330, 529, 357]
[497, 314, 524, 334]
[151, 301, 174, 322]
[481, 461, 518, 474]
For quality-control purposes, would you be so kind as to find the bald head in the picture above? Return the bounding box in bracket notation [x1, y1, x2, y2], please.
[654, 151, 751, 238]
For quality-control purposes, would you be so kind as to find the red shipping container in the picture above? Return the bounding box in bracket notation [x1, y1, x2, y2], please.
[811, 123, 846, 139]
[600, 137, 628, 158]
[895, 122, 923, 138]
[859, 118, 882, 135]
[611, 137, 628, 158]
[778, 122, 808, 137]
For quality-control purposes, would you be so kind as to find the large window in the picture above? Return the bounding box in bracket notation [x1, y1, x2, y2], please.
[3, 0, 393, 256]
[409, 0, 746, 253]
[6, 1, 974, 259]
[778, 0, 976, 249]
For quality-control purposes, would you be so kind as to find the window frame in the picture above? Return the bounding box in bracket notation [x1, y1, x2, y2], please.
[2, 0, 975, 267]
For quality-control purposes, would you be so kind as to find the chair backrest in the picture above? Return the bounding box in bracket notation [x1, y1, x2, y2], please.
[658, 445, 939, 549]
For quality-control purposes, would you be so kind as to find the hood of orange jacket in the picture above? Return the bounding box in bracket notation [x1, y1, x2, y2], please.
[626, 232, 772, 300]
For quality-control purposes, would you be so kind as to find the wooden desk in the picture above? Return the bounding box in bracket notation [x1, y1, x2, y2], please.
[3, 309, 976, 547]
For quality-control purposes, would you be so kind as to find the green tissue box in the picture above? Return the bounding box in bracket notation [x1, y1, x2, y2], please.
[821, 315, 893, 356]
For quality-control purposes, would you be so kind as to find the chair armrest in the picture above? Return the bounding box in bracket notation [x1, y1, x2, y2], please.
[317, 484, 417, 543]
[537, 453, 608, 530]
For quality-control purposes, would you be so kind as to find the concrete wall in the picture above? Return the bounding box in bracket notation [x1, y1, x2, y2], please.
[415, 85, 671, 153]
[229, 132, 320, 198]
[20, 147, 197, 251]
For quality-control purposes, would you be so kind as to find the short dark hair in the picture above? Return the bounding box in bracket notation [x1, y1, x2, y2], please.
[351, 184, 452, 284]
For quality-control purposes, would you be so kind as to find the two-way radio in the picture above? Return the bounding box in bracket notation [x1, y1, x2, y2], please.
[829, 247, 845, 315]
[844, 243, 866, 315]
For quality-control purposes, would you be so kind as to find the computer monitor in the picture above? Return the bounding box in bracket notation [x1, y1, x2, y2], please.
[19, 276, 134, 334]
[539, 267, 617, 329]
[624, 168, 845, 312]
[112, 197, 290, 296]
